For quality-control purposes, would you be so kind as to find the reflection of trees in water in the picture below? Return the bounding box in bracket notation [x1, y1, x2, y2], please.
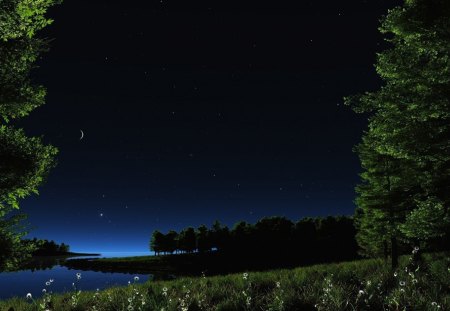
[63, 260, 177, 280]
[62, 259, 176, 281]
[17, 255, 100, 272]
[18, 256, 171, 281]
[20, 256, 68, 272]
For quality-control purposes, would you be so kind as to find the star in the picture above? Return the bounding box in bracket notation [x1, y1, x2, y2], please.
[100, 213, 104, 217]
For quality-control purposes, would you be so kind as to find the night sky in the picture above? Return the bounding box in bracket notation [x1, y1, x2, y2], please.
[16, 0, 402, 253]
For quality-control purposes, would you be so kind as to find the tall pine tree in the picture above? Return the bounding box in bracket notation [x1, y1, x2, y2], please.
[353, 133, 418, 267]
[347, 0, 450, 268]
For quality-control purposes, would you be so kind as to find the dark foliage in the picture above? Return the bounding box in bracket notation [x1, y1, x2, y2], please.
[0, 0, 60, 270]
[21, 238, 70, 256]
[346, 0, 450, 268]
[150, 216, 359, 267]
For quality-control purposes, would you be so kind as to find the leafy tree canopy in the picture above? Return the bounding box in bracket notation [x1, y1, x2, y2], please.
[346, 0, 450, 266]
[0, 0, 60, 270]
[0, 0, 59, 212]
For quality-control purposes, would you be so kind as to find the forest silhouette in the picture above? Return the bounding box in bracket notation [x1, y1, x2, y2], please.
[150, 216, 359, 267]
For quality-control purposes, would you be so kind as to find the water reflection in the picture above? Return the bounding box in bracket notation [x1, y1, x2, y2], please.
[0, 253, 156, 300]
[15, 252, 152, 272]
[19, 256, 75, 272]
[0, 266, 151, 300]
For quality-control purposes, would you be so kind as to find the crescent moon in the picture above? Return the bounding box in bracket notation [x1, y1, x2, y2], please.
[79, 129, 84, 140]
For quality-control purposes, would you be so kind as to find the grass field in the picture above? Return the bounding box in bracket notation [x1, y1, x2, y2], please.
[1, 252, 448, 311]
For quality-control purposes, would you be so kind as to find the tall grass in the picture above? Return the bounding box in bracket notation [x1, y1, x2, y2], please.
[1, 251, 448, 311]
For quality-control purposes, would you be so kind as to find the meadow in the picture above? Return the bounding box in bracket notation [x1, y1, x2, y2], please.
[1, 251, 448, 311]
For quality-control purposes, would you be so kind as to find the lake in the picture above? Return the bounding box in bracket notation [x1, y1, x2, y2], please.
[0, 252, 154, 300]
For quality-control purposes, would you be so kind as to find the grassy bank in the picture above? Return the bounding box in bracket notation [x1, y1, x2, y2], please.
[1, 252, 448, 311]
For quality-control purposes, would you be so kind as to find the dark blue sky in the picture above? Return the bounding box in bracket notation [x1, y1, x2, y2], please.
[16, 0, 401, 252]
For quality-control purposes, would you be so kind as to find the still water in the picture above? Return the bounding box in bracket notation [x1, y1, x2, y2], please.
[0, 252, 153, 300]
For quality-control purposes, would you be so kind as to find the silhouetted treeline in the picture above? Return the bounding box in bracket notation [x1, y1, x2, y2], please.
[150, 216, 358, 265]
[22, 238, 70, 256]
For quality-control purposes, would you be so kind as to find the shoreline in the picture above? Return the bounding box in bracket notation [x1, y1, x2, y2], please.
[1, 253, 447, 310]
[61, 251, 347, 276]
[31, 252, 101, 257]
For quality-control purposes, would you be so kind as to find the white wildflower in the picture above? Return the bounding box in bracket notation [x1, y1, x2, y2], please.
[246, 296, 252, 306]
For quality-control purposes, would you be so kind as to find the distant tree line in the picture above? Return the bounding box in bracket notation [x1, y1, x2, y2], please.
[150, 216, 358, 264]
[22, 238, 70, 256]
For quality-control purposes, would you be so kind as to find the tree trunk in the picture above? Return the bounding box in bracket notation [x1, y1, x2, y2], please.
[385, 162, 398, 269]
[383, 240, 389, 261]
[391, 236, 398, 269]
[412, 244, 421, 267]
